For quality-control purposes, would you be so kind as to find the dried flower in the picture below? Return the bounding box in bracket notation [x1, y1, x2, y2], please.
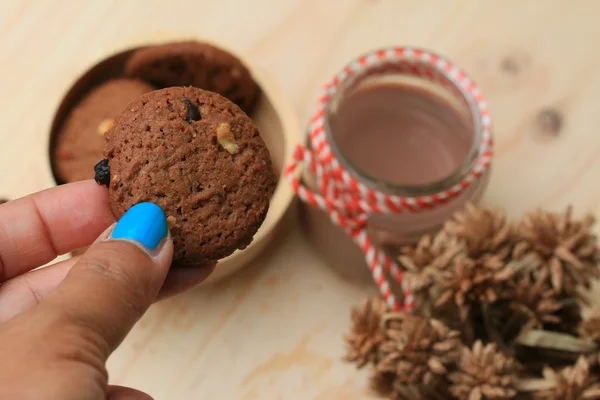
[435, 255, 519, 320]
[449, 341, 520, 399]
[508, 274, 563, 331]
[369, 369, 395, 398]
[581, 309, 600, 343]
[444, 204, 513, 258]
[376, 314, 462, 386]
[515, 206, 600, 296]
[397, 232, 464, 310]
[533, 357, 600, 399]
[345, 204, 600, 400]
[344, 297, 388, 368]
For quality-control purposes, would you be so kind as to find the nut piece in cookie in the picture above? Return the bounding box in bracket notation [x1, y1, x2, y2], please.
[125, 41, 260, 114]
[97, 118, 115, 136]
[216, 123, 240, 154]
[103, 87, 276, 266]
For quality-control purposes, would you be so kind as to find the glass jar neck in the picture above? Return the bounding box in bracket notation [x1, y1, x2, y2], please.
[322, 62, 484, 197]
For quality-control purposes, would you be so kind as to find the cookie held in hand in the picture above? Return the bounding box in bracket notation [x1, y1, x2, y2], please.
[101, 87, 276, 266]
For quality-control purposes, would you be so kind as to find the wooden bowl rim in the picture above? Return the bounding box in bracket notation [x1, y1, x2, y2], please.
[46, 35, 302, 268]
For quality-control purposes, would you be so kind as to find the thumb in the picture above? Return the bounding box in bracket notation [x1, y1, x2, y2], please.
[107, 386, 154, 400]
[40, 202, 173, 353]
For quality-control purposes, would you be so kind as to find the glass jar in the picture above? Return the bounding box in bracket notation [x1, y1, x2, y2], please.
[296, 47, 493, 287]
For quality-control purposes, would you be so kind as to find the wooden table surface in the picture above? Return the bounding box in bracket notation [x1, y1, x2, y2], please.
[2, 1, 600, 398]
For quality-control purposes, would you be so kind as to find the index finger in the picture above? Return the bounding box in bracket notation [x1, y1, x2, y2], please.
[0, 180, 115, 281]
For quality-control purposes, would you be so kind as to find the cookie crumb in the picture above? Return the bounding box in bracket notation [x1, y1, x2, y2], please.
[94, 159, 111, 187]
[167, 215, 177, 228]
[183, 98, 202, 123]
[216, 123, 240, 154]
[97, 118, 115, 135]
[112, 174, 120, 183]
[0, 198, 8, 205]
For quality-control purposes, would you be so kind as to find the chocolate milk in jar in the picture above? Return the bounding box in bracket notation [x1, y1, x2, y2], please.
[288, 48, 492, 309]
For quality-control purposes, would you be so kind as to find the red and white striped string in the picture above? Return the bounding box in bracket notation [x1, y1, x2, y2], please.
[285, 47, 493, 312]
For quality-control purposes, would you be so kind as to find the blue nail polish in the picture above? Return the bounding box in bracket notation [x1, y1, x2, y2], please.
[111, 202, 168, 250]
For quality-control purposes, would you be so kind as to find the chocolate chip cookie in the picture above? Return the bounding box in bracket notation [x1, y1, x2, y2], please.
[125, 41, 259, 113]
[102, 86, 276, 265]
[53, 78, 155, 183]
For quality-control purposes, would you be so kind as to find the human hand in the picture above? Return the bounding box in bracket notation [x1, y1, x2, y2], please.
[0, 180, 214, 399]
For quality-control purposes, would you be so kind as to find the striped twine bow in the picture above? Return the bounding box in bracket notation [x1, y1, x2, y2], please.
[285, 47, 493, 312]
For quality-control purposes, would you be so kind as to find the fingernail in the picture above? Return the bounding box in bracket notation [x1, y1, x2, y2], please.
[110, 202, 168, 250]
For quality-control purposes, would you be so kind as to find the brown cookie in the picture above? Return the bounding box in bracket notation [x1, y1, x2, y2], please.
[125, 41, 259, 114]
[53, 78, 155, 183]
[103, 87, 276, 265]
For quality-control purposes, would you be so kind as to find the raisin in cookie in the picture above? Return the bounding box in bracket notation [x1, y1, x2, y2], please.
[53, 78, 155, 183]
[102, 87, 276, 265]
[125, 41, 259, 113]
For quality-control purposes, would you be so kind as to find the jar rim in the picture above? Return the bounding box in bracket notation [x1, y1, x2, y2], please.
[311, 47, 493, 198]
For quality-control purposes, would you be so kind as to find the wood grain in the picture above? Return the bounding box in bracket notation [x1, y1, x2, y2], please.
[1, 0, 600, 398]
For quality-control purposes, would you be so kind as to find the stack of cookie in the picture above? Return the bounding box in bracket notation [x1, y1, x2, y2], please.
[53, 41, 260, 184]
[54, 41, 276, 266]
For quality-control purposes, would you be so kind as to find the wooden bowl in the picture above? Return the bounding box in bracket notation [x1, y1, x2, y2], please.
[47, 38, 301, 284]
